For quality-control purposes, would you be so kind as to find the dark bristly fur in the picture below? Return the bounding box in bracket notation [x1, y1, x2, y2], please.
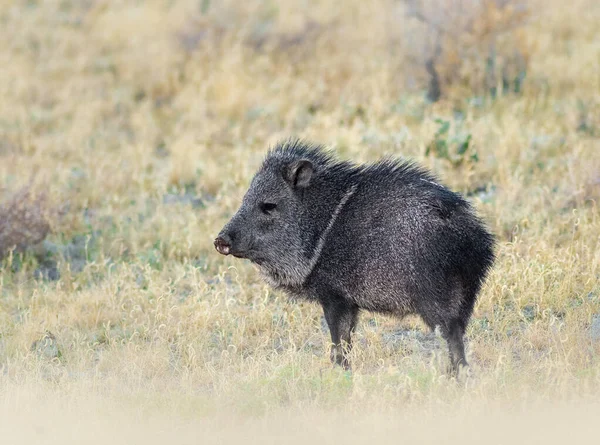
[214, 139, 495, 374]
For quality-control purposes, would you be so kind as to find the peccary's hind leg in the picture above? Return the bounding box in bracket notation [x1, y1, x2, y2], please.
[321, 299, 359, 371]
[443, 320, 467, 376]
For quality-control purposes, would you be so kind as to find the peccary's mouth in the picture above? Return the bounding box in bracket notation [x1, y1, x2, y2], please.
[214, 246, 250, 260]
[214, 244, 248, 259]
[235, 250, 265, 265]
[214, 237, 260, 261]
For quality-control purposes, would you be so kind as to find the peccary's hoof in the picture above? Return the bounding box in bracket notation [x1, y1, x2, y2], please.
[447, 362, 469, 380]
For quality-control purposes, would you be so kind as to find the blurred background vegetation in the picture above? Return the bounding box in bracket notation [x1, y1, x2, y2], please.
[0, 0, 599, 437]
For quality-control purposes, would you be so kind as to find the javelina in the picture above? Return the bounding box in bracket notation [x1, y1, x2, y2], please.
[214, 140, 495, 374]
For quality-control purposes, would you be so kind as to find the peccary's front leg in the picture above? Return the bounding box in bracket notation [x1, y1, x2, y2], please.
[321, 299, 359, 370]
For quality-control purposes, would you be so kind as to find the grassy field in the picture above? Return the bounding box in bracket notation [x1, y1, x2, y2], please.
[1, 0, 599, 442]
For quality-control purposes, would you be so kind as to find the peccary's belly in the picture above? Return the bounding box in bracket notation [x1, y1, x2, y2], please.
[301, 267, 415, 314]
[347, 281, 415, 316]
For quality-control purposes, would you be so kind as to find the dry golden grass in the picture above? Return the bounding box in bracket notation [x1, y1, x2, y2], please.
[0, 0, 599, 441]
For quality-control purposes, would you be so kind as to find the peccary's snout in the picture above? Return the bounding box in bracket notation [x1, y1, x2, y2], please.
[214, 224, 249, 258]
[214, 234, 231, 256]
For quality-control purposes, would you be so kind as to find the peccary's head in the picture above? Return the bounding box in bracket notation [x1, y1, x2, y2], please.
[215, 142, 337, 287]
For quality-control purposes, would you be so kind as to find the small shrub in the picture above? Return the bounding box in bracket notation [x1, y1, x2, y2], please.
[0, 185, 52, 259]
[426, 118, 478, 166]
[401, 0, 531, 101]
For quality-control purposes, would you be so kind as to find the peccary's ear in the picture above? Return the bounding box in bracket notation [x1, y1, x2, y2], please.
[284, 159, 313, 189]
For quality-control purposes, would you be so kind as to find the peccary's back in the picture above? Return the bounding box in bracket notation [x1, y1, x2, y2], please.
[307, 162, 494, 318]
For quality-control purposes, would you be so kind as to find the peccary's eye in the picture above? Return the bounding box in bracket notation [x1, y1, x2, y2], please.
[260, 202, 277, 215]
